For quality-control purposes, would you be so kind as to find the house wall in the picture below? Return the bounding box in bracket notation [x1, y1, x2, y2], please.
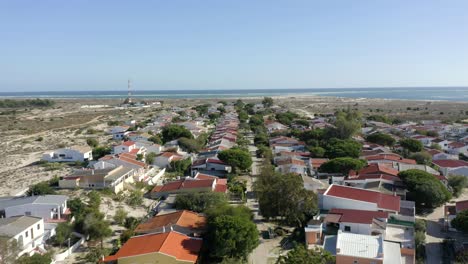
[336, 255, 382, 264]
[59, 178, 79, 189]
[42, 149, 90, 162]
[322, 195, 378, 212]
[5, 202, 66, 221]
[154, 156, 170, 168]
[448, 167, 468, 177]
[12, 218, 45, 257]
[305, 230, 320, 245]
[339, 222, 372, 235]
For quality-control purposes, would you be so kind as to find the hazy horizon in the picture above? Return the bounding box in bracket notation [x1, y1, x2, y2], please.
[1, 1, 468, 91]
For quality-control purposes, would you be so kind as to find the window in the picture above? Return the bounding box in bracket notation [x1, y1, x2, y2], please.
[353, 261, 359, 264]
[25, 211, 31, 216]
[37, 224, 40, 230]
[344, 226, 351, 232]
[25, 231, 28, 237]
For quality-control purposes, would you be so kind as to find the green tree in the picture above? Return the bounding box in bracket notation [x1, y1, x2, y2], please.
[324, 138, 362, 158]
[398, 169, 451, 208]
[448, 175, 468, 198]
[113, 208, 128, 226]
[262, 97, 274, 108]
[161, 124, 193, 143]
[54, 222, 73, 247]
[148, 135, 162, 144]
[168, 158, 192, 175]
[276, 111, 300, 126]
[319, 158, 367, 175]
[87, 191, 101, 209]
[16, 253, 53, 264]
[126, 190, 144, 206]
[308, 146, 325, 158]
[145, 152, 156, 165]
[256, 145, 272, 160]
[410, 152, 432, 165]
[174, 192, 228, 213]
[254, 133, 269, 146]
[330, 109, 362, 139]
[92, 146, 111, 160]
[86, 138, 99, 148]
[0, 236, 20, 264]
[366, 132, 396, 146]
[83, 212, 112, 248]
[84, 248, 111, 263]
[254, 166, 317, 226]
[276, 245, 335, 264]
[27, 181, 55, 196]
[249, 115, 264, 126]
[400, 138, 423, 152]
[218, 148, 253, 173]
[205, 206, 259, 260]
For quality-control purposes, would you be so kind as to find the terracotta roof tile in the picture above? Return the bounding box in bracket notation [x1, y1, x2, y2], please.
[433, 160, 468, 168]
[102, 231, 202, 263]
[135, 211, 206, 233]
[325, 184, 400, 212]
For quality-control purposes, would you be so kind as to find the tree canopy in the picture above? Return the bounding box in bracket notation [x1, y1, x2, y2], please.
[218, 148, 253, 173]
[452, 210, 468, 233]
[329, 109, 361, 139]
[366, 132, 396, 146]
[324, 138, 362, 159]
[205, 205, 259, 261]
[319, 158, 367, 175]
[161, 124, 193, 143]
[27, 181, 55, 196]
[448, 175, 468, 197]
[400, 138, 423, 152]
[262, 97, 274, 108]
[276, 245, 335, 264]
[254, 166, 317, 226]
[174, 192, 228, 213]
[398, 169, 451, 208]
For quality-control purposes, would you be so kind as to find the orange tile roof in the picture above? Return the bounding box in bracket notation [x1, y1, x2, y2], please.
[135, 210, 206, 233]
[357, 163, 399, 177]
[102, 231, 202, 263]
[122, 141, 136, 147]
[277, 158, 305, 166]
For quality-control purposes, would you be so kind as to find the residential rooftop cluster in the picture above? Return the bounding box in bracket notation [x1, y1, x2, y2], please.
[2, 97, 468, 263]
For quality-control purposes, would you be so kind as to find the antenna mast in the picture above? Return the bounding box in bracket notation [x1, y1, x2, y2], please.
[127, 79, 132, 104]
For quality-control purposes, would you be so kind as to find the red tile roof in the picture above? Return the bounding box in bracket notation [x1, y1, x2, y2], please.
[325, 184, 401, 212]
[327, 208, 389, 224]
[449, 142, 466, 148]
[207, 158, 227, 165]
[102, 231, 202, 263]
[366, 154, 416, 164]
[277, 158, 305, 166]
[433, 160, 468, 168]
[135, 210, 206, 233]
[122, 141, 136, 147]
[356, 163, 399, 177]
[151, 179, 215, 193]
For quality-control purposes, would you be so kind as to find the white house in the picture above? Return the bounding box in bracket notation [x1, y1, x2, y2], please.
[153, 152, 184, 168]
[265, 121, 288, 133]
[0, 195, 69, 222]
[0, 216, 45, 257]
[432, 160, 468, 177]
[320, 184, 401, 214]
[42, 145, 92, 162]
[447, 142, 468, 155]
[276, 158, 307, 176]
[108, 126, 131, 140]
[113, 141, 144, 155]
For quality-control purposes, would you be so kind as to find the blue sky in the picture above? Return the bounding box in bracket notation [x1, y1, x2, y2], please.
[1, 1, 468, 91]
